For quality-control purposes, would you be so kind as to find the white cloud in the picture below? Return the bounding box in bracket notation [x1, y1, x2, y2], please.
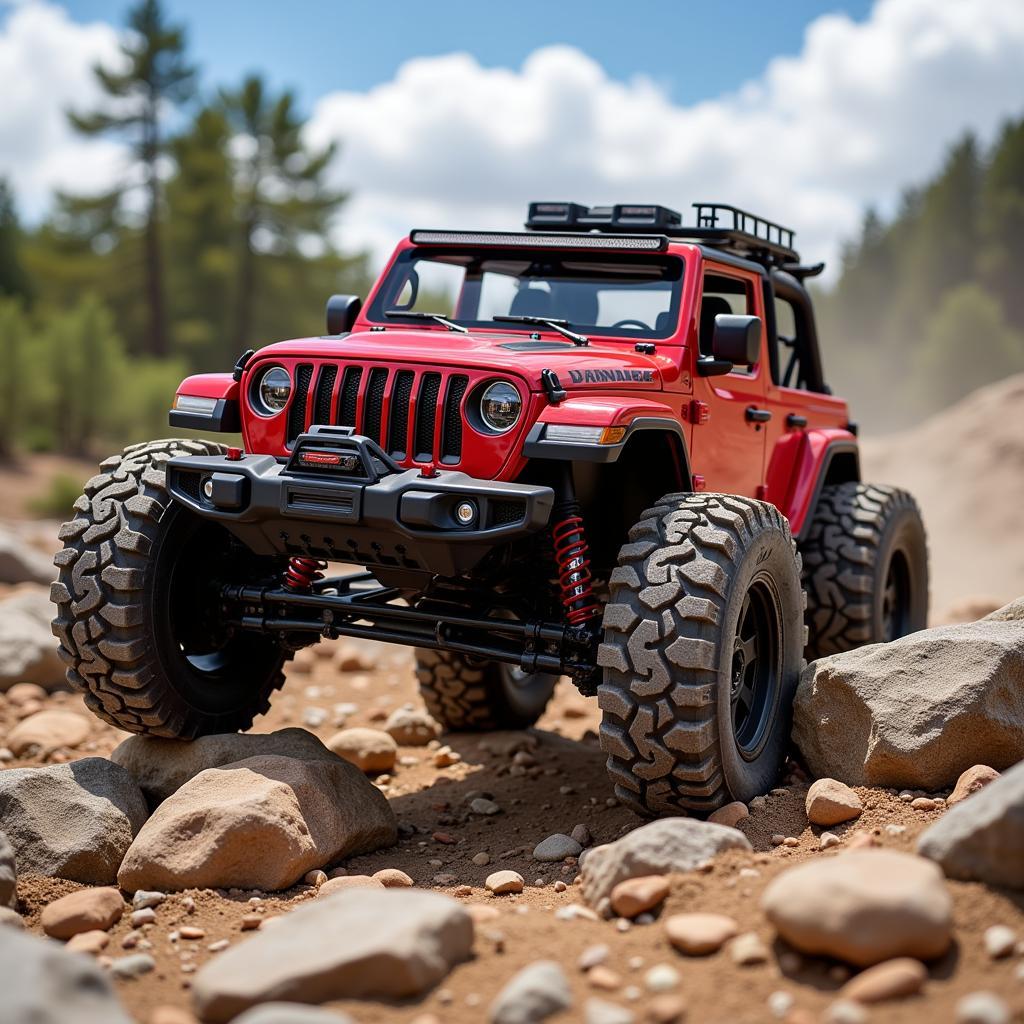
[308, 0, 1024, 280]
[0, 0, 124, 215]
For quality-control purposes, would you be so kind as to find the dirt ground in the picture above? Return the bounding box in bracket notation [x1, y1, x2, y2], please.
[6, 643, 1024, 1024]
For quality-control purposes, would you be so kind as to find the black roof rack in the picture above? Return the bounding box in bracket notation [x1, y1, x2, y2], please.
[524, 201, 801, 267]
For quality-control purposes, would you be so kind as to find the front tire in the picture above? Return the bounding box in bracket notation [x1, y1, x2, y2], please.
[415, 648, 557, 731]
[51, 439, 290, 738]
[799, 482, 928, 660]
[597, 493, 805, 817]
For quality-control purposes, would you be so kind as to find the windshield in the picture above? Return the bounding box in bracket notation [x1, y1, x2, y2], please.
[366, 248, 685, 339]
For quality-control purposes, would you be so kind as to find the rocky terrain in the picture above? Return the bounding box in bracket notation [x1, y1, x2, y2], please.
[1, 567, 1023, 1023]
[0, 378, 1023, 1024]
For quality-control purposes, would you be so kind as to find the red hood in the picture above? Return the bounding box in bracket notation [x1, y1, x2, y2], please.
[256, 327, 679, 391]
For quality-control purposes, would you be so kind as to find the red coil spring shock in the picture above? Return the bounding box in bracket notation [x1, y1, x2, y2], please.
[552, 512, 600, 626]
[283, 556, 327, 592]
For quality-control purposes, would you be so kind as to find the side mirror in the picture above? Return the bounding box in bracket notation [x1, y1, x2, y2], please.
[697, 314, 762, 376]
[325, 294, 362, 335]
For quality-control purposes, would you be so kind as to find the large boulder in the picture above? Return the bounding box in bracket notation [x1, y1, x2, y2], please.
[793, 619, 1024, 788]
[7, 709, 92, 757]
[0, 759, 148, 884]
[581, 818, 751, 910]
[109, 728, 344, 804]
[917, 757, 1024, 889]
[118, 754, 396, 892]
[191, 888, 473, 1022]
[0, 926, 134, 1024]
[983, 597, 1024, 622]
[0, 587, 65, 690]
[0, 830, 16, 908]
[0, 530, 55, 585]
[761, 850, 952, 966]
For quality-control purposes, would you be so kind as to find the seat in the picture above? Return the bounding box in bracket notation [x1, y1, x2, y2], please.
[698, 296, 733, 355]
[509, 287, 554, 319]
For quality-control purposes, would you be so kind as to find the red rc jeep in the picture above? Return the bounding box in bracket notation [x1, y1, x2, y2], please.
[51, 202, 929, 817]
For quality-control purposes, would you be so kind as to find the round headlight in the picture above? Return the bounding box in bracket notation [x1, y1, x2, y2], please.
[479, 381, 522, 433]
[257, 367, 291, 414]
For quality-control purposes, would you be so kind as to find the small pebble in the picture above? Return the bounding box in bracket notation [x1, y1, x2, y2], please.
[984, 925, 1017, 960]
[179, 926, 205, 940]
[956, 991, 1010, 1024]
[731, 932, 769, 966]
[579, 944, 610, 972]
[109, 953, 156, 979]
[768, 991, 795, 1019]
[472, 852, 490, 866]
[820, 831, 841, 850]
[207, 939, 229, 952]
[240, 915, 261, 931]
[131, 891, 166, 911]
[826, 1001, 868, 1024]
[130, 908, 156, 927]
[644, 964, 679, 993]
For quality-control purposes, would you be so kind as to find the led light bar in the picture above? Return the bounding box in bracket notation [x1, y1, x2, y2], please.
[410, 230, 667, 252]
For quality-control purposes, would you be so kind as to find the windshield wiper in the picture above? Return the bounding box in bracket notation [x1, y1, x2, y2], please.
[492, 314, 589, 347]
[384, 309, 468, 333]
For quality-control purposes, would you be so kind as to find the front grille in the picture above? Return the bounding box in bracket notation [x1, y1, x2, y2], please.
[290, 362, 471, 466]
[287, 364, 314, 445]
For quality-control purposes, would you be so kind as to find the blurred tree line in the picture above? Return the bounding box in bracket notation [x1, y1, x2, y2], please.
[817, 122, 1024, 431]
[0, 0, 369, 459]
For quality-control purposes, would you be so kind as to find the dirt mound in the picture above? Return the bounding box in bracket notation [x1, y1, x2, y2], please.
[861, 373, 1024, 620]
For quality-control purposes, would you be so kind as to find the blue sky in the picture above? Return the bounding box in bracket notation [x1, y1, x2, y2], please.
[56, 0, 874, 111]
[3, 0, 1023, 275]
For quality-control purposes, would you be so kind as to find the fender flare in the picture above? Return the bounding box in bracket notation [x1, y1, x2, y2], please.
[169, 372, 241, 433]
[777, 430, 860, 540]
[522, 397, 692, 484]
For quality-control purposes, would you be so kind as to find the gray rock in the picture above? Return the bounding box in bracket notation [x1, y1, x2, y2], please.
[490, 960, 572, 1024]
[233, 1005, 356, 1024]
[917, 758, 1024, 888]
[983, 598, 1024, 622]
[793, 619, 1024, 788]
[956, 991, 1010, 1024]
[108, 953, 155, 979]
[581, 818, 751, 909]
[0, 587, 65, 690]
[0, 759, 148, 884]
[585, 998, 636, 1024]
[0, 830, 16, 908]
[383, 705, 439, 746]
[192, 888, 473, 1022]
[0, 906, 24, 929]
[0, 529, 55, 585]
[533, 833, 583, 862]
[0, 926, 133, 1023]
[118, 755, 396, 892]
[110, 727, 344, 804]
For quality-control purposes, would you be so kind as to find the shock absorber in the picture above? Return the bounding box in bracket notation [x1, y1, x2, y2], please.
[283, 556, 327, 592]
[551, 500, 601, 626]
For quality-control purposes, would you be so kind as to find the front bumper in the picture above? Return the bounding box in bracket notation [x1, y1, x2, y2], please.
[166, 427, 554, 578]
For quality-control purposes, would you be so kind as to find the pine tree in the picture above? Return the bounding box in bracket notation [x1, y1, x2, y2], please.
[218, 74, 347, 352]
[979, 117, 1024, 332]
[166, 106, 236, 366]
[68, 0, 196, 357]
[0, 180, 31, 302]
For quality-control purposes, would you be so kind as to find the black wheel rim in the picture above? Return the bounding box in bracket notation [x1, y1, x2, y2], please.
[730, 576, 782, 760]
[151, 507, 283, 710]
[500, 664, 557, 716]
[881, 549, 911, 643]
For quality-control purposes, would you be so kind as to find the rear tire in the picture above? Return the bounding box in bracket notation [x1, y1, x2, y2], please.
[415, 648, 557, 731]
[800, 482, 928, 659]
[51, 439, 290, 738]
[597, 493, 806, 817]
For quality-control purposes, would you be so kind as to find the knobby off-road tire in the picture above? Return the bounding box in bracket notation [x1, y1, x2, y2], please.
[597, 493, 806, 817]
[415, 648, 558, 731]
[800, 482, 928, 660]
[51, 439, 290, 738]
